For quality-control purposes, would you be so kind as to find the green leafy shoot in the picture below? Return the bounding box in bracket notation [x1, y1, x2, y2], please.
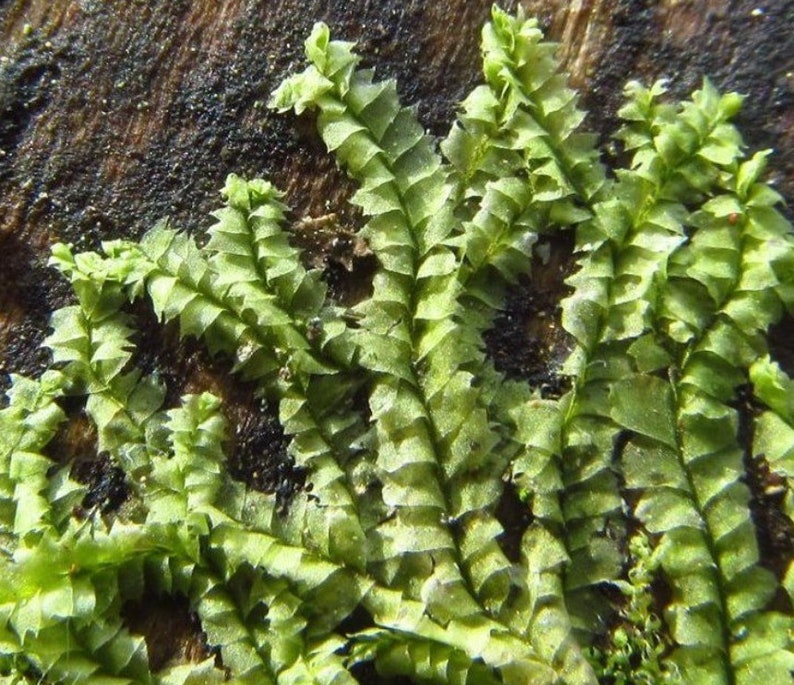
[1, 6, 793, 685]
[587, 533, 682, 685]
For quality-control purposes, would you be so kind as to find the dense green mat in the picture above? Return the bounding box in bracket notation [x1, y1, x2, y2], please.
[2, 6, 794, 684]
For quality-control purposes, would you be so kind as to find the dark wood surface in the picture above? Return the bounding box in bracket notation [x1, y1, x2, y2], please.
[1, 0, 792, 384]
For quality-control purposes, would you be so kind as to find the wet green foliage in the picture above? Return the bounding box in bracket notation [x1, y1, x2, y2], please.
[2, 6, 794, 684]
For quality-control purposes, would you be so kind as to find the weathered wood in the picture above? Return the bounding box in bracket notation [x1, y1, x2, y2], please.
[1, 2, 793, 668]
[0, 0, 792, 381]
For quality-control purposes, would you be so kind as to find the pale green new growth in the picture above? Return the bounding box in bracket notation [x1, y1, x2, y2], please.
[587, 533, 682, 685]
[1, 6, 794, 684]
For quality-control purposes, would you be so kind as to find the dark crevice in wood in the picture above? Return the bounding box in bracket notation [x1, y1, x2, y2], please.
[122, 593, 222, 673]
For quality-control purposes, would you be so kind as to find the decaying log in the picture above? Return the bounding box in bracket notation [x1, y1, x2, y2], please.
[0, 0, 791, 416]
[1, 0, 792, 385]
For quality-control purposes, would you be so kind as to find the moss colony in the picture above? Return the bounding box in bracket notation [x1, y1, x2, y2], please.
[2, 6, 794, 684]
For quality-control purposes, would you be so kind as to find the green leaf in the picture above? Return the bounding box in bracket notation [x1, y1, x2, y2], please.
[750, 355, 794, 424]
[609, 375, 676, 447]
